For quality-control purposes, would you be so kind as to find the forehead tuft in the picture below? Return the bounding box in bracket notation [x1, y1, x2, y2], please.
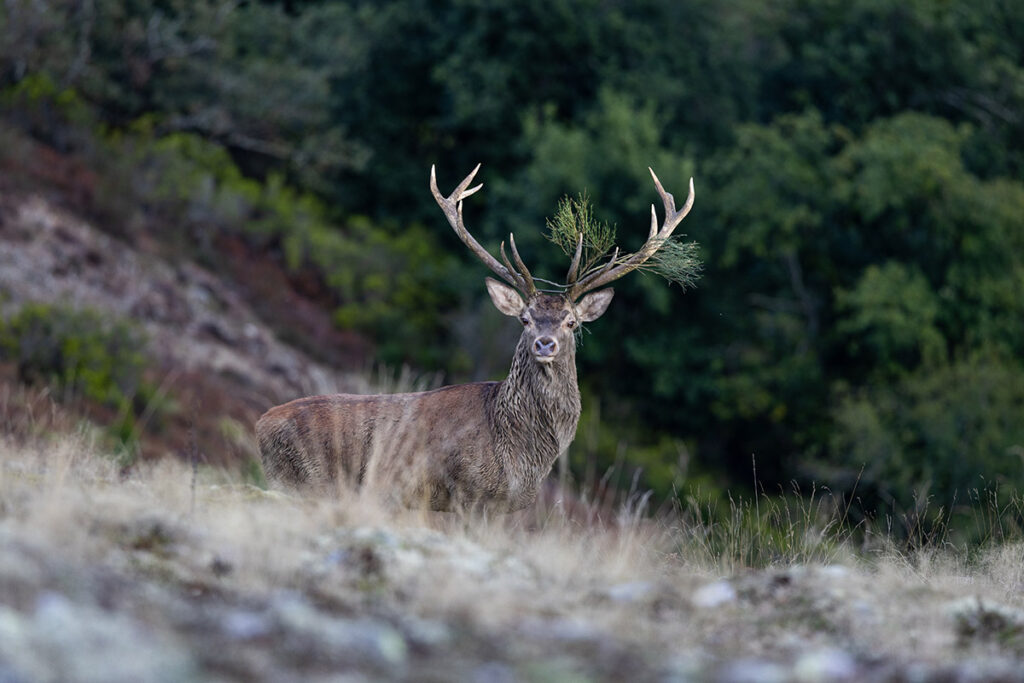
[526, 293, 572, 321]
[528, 293, 570, 311]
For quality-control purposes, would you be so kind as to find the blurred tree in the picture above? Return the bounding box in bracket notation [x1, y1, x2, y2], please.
[753, 0, 1024, 175]
[831, 357, 1024, 513]
[702, 108, 1024, 504]
[834, 262, 946, 378]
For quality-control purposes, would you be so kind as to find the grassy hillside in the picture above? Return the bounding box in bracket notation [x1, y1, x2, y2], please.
[3, 408, 1024, 681]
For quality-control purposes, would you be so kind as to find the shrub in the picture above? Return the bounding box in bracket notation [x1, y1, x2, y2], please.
[0, 73, 96, 151]
[0, 303, 166, 457]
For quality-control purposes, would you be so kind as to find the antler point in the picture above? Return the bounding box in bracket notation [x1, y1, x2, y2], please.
[460, 182, 484, 200]
[429, 165, 440, 195]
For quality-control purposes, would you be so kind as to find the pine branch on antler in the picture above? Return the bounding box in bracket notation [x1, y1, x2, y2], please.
[545, 192, 617, 277]
[643, 236, 702, 290]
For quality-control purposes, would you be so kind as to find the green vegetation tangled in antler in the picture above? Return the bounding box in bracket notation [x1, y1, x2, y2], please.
[545, 192, 616, 277]
[646, 237, 702, 290]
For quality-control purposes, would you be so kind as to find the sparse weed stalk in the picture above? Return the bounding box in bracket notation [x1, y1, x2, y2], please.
[965, 485, 1024, 549]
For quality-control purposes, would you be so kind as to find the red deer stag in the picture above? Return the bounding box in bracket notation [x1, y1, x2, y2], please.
[256, 165, 695, 511]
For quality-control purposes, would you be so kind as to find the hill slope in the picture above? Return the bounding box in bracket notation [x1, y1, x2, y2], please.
[0, 186, 381, 466]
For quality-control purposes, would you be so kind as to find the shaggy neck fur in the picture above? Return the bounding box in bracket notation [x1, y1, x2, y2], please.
[492, 333, 582, 498]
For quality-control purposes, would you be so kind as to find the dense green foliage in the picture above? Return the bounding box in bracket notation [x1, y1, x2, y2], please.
[2, 0, 1023, 524]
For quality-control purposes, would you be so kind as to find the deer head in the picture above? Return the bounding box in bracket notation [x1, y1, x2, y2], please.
[485, 278, 614, 365]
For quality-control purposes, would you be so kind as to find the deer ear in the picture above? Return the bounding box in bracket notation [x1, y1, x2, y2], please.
[576, 288, 614, 322]
[485, 278, 525, 317]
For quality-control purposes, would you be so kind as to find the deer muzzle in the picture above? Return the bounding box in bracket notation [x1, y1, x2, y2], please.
[533, 336, 559, 362]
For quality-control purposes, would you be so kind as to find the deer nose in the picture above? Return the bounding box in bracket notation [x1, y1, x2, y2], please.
[533, 336, 559, 357]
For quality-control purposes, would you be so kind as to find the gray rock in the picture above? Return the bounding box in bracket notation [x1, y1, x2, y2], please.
[793, 648, 857, 682]
[605, 580, 658, 604]
[0, 593, 195, 683]
[716, 658, 787, 683]
[692, 580, 737, 609]
[271, 595, 408, 667]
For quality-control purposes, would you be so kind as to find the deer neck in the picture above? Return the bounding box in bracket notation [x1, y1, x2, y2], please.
[493, 337, 582, 484]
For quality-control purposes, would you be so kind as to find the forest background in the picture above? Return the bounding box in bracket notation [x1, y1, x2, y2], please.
[2, 0, 1023, 539]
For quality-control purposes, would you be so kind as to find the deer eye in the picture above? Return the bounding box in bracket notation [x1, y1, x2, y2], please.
[520, 316, 530, 326]
[566, 319, 577, 329]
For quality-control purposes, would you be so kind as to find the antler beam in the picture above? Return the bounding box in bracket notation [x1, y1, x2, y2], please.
[431, 164, 536, 296]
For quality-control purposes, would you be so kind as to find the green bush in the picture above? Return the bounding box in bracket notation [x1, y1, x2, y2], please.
[0, 303, 166, 456]
[0, 73, 96, 150]
[0, 303, 146, 405]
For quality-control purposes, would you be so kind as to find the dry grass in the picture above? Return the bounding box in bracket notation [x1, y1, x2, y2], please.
[3, 419, 1024, 681]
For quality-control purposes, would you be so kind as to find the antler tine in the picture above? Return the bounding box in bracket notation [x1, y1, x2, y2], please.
[498, 241, 530, 294]
[507, 234, 536, 295]
[431, 164, 525, 292]
[499, 241, 516, 280]
[431, 163, 483, 203]
[565, 233, 584, 285]
[650, 168, 695, 237]
[567, 170, 695, 300]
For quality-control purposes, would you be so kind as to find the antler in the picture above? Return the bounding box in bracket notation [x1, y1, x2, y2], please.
[567, 168, 694, 300]
[430, 164, 536, 296]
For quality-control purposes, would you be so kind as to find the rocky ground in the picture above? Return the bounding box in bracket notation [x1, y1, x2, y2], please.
[2, 437, 1024, 682]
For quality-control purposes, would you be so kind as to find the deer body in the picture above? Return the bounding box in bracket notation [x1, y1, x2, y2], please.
[257, 164, 694, 511]
[257, 286, 607, 510]
[258, 383, 536, 509]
